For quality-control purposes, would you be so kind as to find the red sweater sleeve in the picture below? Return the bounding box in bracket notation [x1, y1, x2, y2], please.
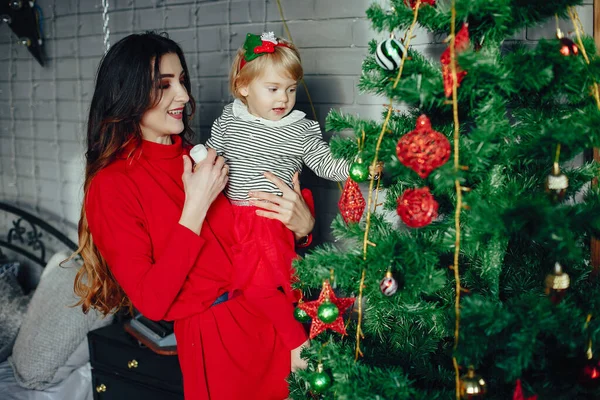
[86, 170, 205, 321]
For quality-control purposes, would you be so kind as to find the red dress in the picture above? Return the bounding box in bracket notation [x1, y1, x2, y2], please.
[86, 135, 307, 399]
[229, 204, 308, 349]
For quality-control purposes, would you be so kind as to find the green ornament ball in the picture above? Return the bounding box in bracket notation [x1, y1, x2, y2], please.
[349, 159, 369, 182]
[310, 370, 332, 393]
[317, 300, 339, 324]
[293, 306, 311, 323]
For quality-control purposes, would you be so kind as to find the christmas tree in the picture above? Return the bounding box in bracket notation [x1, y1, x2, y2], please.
[289, 0, 600, 399]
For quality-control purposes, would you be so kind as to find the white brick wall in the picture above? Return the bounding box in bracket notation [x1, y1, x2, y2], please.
[0, 0, 594, 244]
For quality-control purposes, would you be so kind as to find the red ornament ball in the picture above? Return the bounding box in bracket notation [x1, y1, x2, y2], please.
[404, 0, 435, 8]
[396, 115, 451, 178]
[396, 187, 439, 228]
[559, 37, 579, 56]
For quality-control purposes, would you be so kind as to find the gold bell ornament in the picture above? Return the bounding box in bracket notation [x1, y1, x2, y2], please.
[545, 262, 570, 304]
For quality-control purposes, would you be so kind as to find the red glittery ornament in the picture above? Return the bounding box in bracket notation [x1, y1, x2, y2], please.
[396, 187, 439, 228]
[396, 115, 451, 178]
[513, 379, 538, 400]
[404, 0, 435, 8]
[559, 37, 579, 56]
[298, 281, 355, 339]
[338, 178, 366, 224]
[441, 23, 470, 97]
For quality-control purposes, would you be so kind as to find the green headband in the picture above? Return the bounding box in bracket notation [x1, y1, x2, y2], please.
[240, 32, 288, 68]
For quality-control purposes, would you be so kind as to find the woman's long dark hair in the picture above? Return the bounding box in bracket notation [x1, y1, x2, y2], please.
[73, 32, 196, 315]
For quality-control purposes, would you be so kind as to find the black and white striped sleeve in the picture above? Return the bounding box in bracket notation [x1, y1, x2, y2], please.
[302, 121, 349, 182]
[206, 103, 235, 154]
[205, 117, 225, 154]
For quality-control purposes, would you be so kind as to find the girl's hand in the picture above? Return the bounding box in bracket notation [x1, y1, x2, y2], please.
[179, 149, 229, 234]
[249, 172, 315, 241]
[291, 339, 310, 372]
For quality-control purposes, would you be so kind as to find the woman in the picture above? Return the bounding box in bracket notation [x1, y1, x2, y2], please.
[73, 32, 315, 399]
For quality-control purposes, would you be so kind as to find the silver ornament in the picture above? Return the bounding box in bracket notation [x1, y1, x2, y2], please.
[379, 271, 398, 296]
[376, 38, 406, 71]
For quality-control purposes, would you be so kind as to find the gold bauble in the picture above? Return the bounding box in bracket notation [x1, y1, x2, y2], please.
[545, 163, 568, 203]
[545, 262, 570, 304]
[459, 367, 487, 399]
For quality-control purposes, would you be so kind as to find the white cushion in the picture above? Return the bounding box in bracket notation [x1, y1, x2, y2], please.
[9, 252, 112, 390]
[0, 263, 29, 363]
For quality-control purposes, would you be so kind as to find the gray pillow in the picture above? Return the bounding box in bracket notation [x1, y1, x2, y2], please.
[0, 263, 30, 363]
[9, 252, 112, 390]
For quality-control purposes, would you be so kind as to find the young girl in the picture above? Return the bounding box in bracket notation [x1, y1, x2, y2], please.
[201, 32, 349, 371]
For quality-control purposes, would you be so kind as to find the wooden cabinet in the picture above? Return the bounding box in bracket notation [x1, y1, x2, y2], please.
[88, 323, 183, 400]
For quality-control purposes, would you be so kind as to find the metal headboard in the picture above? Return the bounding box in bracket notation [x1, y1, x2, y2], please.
[0, 202, 78, 267]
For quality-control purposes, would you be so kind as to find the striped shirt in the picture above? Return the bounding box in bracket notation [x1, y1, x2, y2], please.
[206, 100, 349, 200]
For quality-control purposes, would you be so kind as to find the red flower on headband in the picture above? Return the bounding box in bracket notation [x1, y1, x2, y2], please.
[254, 41, 276, 54]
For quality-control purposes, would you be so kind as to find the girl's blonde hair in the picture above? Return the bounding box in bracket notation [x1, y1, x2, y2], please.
[229, 39, 303, 103]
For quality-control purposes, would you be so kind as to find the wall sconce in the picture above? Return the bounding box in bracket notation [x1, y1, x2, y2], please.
[1, 0, 45, 66]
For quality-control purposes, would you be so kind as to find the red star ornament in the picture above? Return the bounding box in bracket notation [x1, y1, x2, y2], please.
[440, 23, 470, 97]
[298, 281, 355, 339]
[513, 379, 537, 400]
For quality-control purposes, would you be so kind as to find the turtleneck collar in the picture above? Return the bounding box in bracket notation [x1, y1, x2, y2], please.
[232, 98, 306, 127]
[118, 134, 184, 160]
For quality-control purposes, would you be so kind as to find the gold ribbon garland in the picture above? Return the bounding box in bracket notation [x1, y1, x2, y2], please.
[585, 314, 594, 360]
[567, 7, 600, 109]
[355, 0, 424, 361]
[448, 1, 465, 399]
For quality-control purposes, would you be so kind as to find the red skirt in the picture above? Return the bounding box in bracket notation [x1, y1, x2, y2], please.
[230, 203, 307, 350]
[173, 204, 307, 399]
[230, 203, 297, 296]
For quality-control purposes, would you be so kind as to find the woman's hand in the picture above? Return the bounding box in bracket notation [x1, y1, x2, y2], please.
[179, 148, 229, 234]
[249, 172, 315, 241]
